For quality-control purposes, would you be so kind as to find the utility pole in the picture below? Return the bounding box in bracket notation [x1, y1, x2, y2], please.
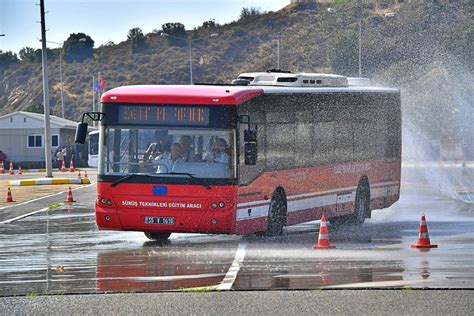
[97, 71, 102, 111]
[92, 75, 95, 126]
[40, 0, 53, 177]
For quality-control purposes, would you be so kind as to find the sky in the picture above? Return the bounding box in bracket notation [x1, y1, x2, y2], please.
[0, 0, 289, 54]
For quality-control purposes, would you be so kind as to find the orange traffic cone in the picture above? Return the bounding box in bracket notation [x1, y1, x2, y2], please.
[64, 187, 76, 203]
[84, 170, 88, 179]
[313, 215, 336, 249]
[5, 187, 15, 202]
[9, 161, 14, 175]
[461, 161, 468, 176]
[18, 165, 22, 175]
[411, 214, 437, 249]
[61, 160, 66, 172]
[77, 170, 82, 179]
[69, 158, 75, 172]
[0, 161, 4, 174]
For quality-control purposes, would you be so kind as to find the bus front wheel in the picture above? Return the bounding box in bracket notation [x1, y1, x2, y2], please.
[264, 189, 288, 236]
[144, 231, 172, 241]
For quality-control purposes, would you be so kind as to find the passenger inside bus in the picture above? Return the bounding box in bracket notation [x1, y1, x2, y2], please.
[153, 143, 184, 173]
[204, 138, 230, 164]
[143, 131, 171, 161]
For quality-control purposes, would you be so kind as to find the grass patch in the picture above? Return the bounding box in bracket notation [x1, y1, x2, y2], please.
[26, 291, 64, 297]
[178, 285, 217, 292]
[48, 203, 62, 210]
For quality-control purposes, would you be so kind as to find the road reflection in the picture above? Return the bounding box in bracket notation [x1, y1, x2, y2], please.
[235, 260, 405, 289]
[96, 241, 237, 293]
[0, 200, 473, 295]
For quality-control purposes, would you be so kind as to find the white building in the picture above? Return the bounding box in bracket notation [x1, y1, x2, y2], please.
[0, 111, 78, 164]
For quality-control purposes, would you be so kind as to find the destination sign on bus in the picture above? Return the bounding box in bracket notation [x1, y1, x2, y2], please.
[118, 105, 210, 126]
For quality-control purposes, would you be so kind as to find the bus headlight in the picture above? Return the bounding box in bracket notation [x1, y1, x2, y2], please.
[100, 198, 107, 204]
[211, 202, 218, 209]
[218, 201, 225, 208]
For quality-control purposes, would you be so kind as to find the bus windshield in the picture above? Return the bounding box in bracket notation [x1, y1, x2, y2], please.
[103, 127, 235, 179]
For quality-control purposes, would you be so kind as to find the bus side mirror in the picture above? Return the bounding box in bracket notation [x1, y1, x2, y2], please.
[245, 142, 257, 165]
[75, 122, 88, 144]
[244, 129, 257, 142]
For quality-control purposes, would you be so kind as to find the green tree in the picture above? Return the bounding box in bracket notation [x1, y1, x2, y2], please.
[127, 27, 147, 52]
[0, 50, 19, 72]
[63, 33, 94, 63]
[19, 47, 39, 62]
[239, 7, 262, 21]
[162, 22, 186, 45]
[326, 30, 358, 76]
[18, 47, 54, 63]
[25, 102, 46, 114]
[202, 19, 218, 29]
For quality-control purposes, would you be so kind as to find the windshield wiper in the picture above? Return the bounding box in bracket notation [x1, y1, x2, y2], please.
[157, 172, 197, 179]
[111, 174, 156, 187]
[158, 172, 211, 189]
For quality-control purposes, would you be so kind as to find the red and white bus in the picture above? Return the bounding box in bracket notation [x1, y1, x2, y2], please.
[75, 71, 401, 240]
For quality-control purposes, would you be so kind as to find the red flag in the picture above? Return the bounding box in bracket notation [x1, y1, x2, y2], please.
[99, 76, 105, 91]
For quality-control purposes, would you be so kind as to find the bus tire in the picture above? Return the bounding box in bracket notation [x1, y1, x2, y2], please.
[348, 181, 370, 225]
[265, 188, 288, 236]
[332, 181, 370, 227]
[144, 231, 172, 241]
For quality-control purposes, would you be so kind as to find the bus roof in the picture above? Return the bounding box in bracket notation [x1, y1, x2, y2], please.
[101, 84, 399, 106]
[258, 85, 399, 94]
[101, 85, 264, 105]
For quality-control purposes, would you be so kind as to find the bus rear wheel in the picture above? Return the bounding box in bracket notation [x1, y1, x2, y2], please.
[264, 189, 287, 236]
[332, 183, 370, 227]
[144, 231, 172, 241]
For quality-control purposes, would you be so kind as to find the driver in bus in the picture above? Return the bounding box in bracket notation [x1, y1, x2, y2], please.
[204, 138, 230, 164]
[179, 135, 197, 162]
[153, 143, 184, 173]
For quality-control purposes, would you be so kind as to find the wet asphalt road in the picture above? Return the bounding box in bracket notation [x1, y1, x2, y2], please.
[0, 167, 473, 298]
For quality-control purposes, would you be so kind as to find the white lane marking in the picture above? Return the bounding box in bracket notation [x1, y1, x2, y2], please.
[217, 243, 247, 291]
[1, 273, 227, 285]
[0, 182, 96, 211]
[0, 207, 49, 224]
[0, 182, 97, 224]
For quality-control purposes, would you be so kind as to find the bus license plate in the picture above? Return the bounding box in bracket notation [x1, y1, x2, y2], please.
[144, 217, 175, 225]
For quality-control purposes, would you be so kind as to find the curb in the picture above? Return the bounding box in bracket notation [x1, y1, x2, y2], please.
[7, 178, 91, 186]
[2, 169, 84, 173]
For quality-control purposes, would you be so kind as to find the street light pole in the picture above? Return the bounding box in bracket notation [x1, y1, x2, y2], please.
[277, 31, 281, 70]
[39, 0, 53, 177]
[46, 38, 86, 118]
[358, 20, 362, 78]
[44, 41, 64, 118]
[162, 32, 218, 84]
[188, 39, 193, 85]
